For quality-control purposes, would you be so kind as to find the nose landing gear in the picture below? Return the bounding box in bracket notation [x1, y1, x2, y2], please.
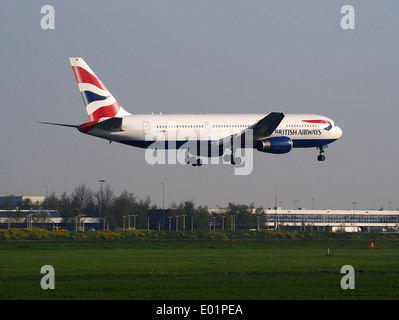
[317, 145, 327, 161]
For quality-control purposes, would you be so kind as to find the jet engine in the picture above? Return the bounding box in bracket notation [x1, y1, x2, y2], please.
[255, 136, 293, 154]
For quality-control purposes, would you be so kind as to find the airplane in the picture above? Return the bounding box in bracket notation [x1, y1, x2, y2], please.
[41, 57, 342, 166]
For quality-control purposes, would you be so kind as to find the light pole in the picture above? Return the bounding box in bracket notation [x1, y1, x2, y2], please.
[162, 182, 165, 230]
[45, 185, 48, 209]
[81, 214, 86, 231]
[182, 214, 187, 231]
[352, 202, 356, 230]
[26, 213, 33, 228]
[127, 214, 132, 229]
[99, 180, 105, 230]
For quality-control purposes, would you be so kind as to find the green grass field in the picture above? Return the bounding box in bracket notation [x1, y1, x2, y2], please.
[1, 239, 398, 300]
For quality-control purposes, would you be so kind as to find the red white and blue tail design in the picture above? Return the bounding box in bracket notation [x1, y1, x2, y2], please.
[69, 57, 131, 122]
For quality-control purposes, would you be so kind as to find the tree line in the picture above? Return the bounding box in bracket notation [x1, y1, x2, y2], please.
[1, 183, 268, 231]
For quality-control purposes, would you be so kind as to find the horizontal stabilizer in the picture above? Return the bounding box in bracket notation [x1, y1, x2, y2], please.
[39, 122, 79, 129]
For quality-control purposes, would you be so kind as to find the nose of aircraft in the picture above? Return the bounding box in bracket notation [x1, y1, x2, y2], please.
[336, 126, 343, 138]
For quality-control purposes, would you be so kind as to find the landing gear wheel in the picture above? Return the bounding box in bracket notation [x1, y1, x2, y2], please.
[223, 154, 230, 163]
[231, 156, 242, 165]
[223, 146, 241, 165]
[234, 157, 242, 165]
[188, 157, 203, 167]
[317, 145, 327, 162]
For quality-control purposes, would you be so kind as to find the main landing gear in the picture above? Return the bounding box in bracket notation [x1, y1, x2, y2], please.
[223, 154, 242, 165]
[317, 145, 327, 161]
[185, 150, 203, 166]
[225, 136, 242, 165]
[187, 158, 203, 167]
[184, 150, 242, 166]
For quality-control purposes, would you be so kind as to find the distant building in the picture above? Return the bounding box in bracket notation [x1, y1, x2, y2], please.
[0, 195, 45, 209]
[260, 208, 399, 232]
[0, 209, 61, 229]
[0, 209, 100, 230]
[209, 207, 399, 232]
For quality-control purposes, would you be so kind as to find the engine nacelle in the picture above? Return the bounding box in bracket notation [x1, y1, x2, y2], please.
[255, 136, 293, 154]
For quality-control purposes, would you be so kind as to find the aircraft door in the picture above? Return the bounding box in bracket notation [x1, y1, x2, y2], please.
[142, 121, 150, 135]
[204, 121, 210, 134]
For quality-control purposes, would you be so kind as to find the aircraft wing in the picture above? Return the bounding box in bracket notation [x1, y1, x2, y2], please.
[212, 112, 285, 149]
[248, 112, 285, 140]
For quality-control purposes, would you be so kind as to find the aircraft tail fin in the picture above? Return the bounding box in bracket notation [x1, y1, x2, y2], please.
[69, 57, 131, 122]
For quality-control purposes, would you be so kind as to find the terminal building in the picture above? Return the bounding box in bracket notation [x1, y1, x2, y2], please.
[260, 208, 399, 232]
[208, 207, 399, 232]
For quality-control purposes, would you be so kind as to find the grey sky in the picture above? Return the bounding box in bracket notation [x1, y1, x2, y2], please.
[1, 1, 398, 211]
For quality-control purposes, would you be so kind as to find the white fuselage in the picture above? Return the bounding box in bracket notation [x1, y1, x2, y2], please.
[83, 113, 342, 152]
